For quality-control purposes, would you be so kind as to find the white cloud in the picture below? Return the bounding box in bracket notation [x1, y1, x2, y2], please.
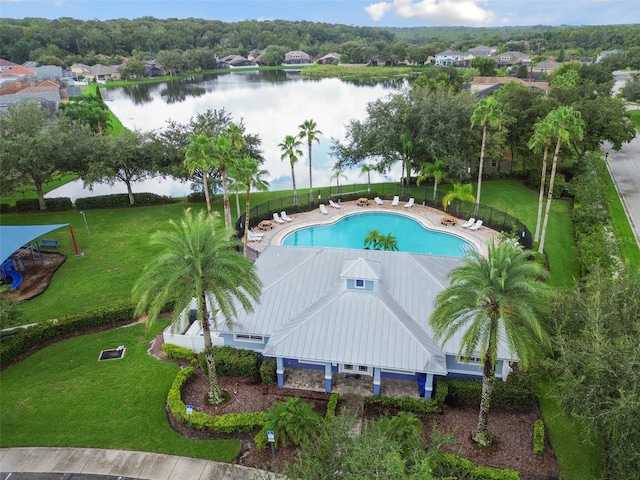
[366, 0, 495, 25]
[365, 1, 395, 21]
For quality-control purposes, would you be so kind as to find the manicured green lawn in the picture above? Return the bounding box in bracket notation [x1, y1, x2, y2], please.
[0, 320, 241, 460]
[2, 173, 78, 207]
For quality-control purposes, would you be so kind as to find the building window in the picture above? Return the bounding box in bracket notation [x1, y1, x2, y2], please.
[343, 364, 354, 371]
[358, 365, 369, 372]
[459, 355, 481, 364]
[355, 279, 365, 288]
[234, 334, 264, 343]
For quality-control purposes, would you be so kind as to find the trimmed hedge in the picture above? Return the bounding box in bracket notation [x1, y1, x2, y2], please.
[75, 192, 175, 210]
[364, 395, 441, 414]
[260, 357, 277, 385]
[439, 371, 536, 406]
[162, 343, 197, 363]
[198, 345, 259, 377]
[15, 197, 73, 212]
[167, 366, 267, 433]
[0, 302, 136, 366]
[432, 453, 520, 480]
[533, 419, 545, 455]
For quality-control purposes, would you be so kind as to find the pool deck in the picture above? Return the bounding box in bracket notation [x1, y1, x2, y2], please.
[248, 199, 499, 258]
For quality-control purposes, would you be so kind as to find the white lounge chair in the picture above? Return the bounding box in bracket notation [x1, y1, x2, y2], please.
[247, 230, 262, 242]
[329, 200, 342, 209]
[281, 211, 293, 222]
[319, 204, 329, 214]
[461, 217, 476, 228]
[374, 196, 384, 205]
[404, 198, 415, 208]
[273, 212, 285, 224]
[391, 196, 400, 206]
[249, 228, 264, 238]
[469, 219, 483, 231]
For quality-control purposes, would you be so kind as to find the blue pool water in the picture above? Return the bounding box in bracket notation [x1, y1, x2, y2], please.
[282, 212, 473, 257]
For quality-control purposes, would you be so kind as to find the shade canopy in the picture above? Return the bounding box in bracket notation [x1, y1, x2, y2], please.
[0, 224, 69, 263]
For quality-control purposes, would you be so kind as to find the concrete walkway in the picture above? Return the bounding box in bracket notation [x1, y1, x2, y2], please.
[0, 447, 276, 480]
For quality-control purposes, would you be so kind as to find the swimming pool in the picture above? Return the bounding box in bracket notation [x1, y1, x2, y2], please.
[281, 212, 473, 257]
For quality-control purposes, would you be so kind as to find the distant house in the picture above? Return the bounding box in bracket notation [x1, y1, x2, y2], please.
[247, 49, 262, 62]
[0, 59, 36, 78]
[467, 45, 495, 57]
[218, 55, 257, 68]
[70, 63, 121, 82]
[144, 61, 164, 78]
[434, 49, 465, 66]
[164, 246, 515, 398]
[316, 52, 340, 65]
[284, 50, 311, 65]
[0, 79, 61, 118]
[468, 76, 550, 96]
[531, 59, 562, 74]
[495, 51, 528, 68]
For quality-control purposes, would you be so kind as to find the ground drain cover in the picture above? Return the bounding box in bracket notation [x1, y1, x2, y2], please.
[99, 345, 126, 361]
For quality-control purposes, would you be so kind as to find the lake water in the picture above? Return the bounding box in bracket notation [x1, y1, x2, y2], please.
[48, 71, 405, 201]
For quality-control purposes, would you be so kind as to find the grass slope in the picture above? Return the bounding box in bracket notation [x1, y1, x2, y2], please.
[0, 321, 240, 460]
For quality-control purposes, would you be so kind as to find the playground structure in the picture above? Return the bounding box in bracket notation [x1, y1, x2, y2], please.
[1, 258, 23, 290]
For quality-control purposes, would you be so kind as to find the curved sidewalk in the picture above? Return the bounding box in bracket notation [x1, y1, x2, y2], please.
[0, 447, 276, 480]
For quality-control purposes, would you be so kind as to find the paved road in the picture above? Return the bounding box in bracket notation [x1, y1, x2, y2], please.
[0, 447, 277, 480]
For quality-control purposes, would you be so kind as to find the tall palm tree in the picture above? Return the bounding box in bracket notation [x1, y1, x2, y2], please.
[430, 240, 552, 447]
[471, 96, 503, 216]
[442, 183, 475, 216]
[331, 168, 348, 193]
[298, 119, 322, 202]
[538, 106, 584, 254]
[210, 132, 239, 230]
[133, 208, 262, 405]
[184, 133, 215, 216]
[279, 135, 303, 206]
[417, 158, 447, 201]
[230, 156, 269, 256]
[360, 163, 375, 192]
[527, 118, 556, 244]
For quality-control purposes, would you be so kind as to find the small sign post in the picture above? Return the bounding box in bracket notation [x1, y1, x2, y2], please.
[267, 430, 275, 462]
[186, 404, 193, 430]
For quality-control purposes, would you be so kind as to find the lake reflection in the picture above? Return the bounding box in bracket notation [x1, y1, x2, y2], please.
[49, 71, 404, 201]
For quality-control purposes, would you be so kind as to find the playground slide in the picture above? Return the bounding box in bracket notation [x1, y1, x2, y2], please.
[1, 259, 23, 290]
[8, 270, 22, 290]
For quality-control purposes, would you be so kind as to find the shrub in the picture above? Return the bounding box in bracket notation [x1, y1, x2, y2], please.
[325, 393, 339, 420]
[166, 366, 267, 433]
[15, 197, 72, 212]
[259, 357, 277, 385]
[162, 343, 197, 363]
[75, 192, 174, 210]
[0, 302, 135, 365]
[266, 397, 322, 448]
[364, 395, 440, 414]
[198, 346, 259, 377]
[433, 383, 449, 404]
[254, 425, 269, 451]
[441, 371, 536, 406]
[533, 419, 545, 455]
[432, 453, 520, 479]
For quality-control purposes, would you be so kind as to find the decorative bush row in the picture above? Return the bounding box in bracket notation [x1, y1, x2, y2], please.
[533, 419, 545, 455]
[0, 302, 136, 365]
[198, 345, 259, 377]
[439, 371, 536, 406]
[15, 197, 73, 212]
[325, 393, 339, 420]
[162, 343, 198, 364]
[260, 357, 276, 385]
[364, 395, 440, 414]
[167, 366, 266, 433]
[432, 453, 520, 480]
[75, 192, 175, 209]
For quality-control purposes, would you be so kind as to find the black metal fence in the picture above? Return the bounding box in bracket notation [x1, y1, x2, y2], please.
[236, 183, 533, 249]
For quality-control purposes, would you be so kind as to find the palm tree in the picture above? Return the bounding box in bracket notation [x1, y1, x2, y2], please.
[537, 106, 584, 254]
[442, 183, 475, 216]
[430, 240, 552, 447]
[230, 156, 269, 256]
[279, 135, 303, 206]
[184, 133, 215, 215]
[210, 132, 238, 230]
[359, 163, 375, 192]
[298, 119, 322, 202]
[133, 208, 262, 405]
[364, 230, 398, 251]
[471, 96, 503, 216]
[527, 118, 556, 244]
[417, 158, 447, 201]
[331, 168, 348, 193]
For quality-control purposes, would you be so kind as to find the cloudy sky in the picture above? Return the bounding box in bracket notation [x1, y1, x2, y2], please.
[0, 0, 637, 27]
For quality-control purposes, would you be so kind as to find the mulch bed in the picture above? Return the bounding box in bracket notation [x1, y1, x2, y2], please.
[6, 250, 66, 301]
[150, 333, 560, 479]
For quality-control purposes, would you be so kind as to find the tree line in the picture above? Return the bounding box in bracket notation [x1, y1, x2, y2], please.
[2, 17, 640, 69]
